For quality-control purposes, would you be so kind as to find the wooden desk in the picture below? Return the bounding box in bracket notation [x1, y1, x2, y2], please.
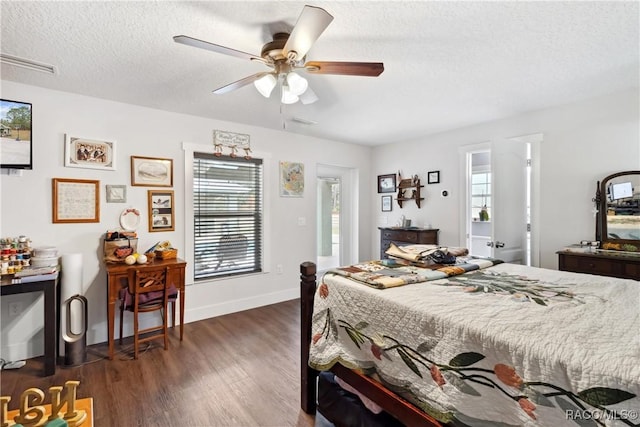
[105, 258, 186, 360]
[0, 272, 59, 376]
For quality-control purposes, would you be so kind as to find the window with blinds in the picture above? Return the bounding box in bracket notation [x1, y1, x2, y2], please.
[193, 153, 263, 280]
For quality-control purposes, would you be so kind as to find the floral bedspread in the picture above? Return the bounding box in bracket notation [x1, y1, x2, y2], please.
[309, 262, 640, 426]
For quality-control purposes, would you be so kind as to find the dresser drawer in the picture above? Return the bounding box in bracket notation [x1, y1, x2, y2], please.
[561, 255, 614, 275]
[558, 251, 640, 280]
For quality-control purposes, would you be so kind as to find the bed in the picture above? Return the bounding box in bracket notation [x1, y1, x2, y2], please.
[300, 250, 640, 427]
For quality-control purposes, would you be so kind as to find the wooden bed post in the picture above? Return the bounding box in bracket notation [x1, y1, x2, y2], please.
[300, 261, 318, 414]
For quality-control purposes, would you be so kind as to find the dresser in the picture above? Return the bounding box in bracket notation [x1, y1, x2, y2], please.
[379, 227, 439, 259]
[557, 250, 640, 280]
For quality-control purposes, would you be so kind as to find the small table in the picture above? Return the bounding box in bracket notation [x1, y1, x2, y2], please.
[105, 258, 186, 360]
[0, 272, 59, 376]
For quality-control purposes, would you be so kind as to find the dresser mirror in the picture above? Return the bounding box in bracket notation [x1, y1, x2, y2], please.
[596, 170, 640, 251]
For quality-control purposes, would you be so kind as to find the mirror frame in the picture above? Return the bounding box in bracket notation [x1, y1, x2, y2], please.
[597, 170, 640, 251]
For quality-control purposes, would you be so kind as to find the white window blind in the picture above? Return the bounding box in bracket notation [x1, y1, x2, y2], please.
[193, 153, 263, 280]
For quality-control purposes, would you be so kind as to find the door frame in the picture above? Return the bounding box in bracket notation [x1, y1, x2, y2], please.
[316, 164, 358, 270]
[458, 135, 541, 266]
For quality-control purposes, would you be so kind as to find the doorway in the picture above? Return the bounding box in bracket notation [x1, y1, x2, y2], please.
[317, 177, 340, 271]
[459, 134, 541, 266]
[316, 164, 358, 272]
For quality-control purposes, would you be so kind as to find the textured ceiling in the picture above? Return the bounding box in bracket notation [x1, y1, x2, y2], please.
[1, 1, 638, 146]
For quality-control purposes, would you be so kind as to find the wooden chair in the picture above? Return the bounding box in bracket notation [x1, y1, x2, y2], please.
[119, 265, 175, 359]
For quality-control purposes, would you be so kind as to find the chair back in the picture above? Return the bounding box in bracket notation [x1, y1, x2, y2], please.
[127, 265, 168, 295]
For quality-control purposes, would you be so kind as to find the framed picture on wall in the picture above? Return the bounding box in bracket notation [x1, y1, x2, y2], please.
[378, 174, 396, 193]
[427, 170, 440, 184]
[381, 195, 392, 212]
[65, 134, 116, 170]
[148, 189, 174, 232]
[52, 178, 100, 223]
[131, 156, 173, 187]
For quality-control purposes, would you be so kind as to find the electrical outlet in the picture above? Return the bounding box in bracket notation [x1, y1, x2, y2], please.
[8, 302, 22, 317]
[276, 264, 283, 274]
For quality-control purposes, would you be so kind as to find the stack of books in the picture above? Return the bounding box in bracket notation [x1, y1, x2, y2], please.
[11, 266, 59, 284]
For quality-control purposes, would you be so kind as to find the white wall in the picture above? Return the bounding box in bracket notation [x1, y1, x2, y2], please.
[371, 89, 639, 269]
[0, 80, 373, 360]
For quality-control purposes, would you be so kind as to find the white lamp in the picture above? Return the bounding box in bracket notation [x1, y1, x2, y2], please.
[286, 72, 308, 96]
[281, 83, 299, 104]
[299, 87, 319, 105]
[254, 73, 277, 98]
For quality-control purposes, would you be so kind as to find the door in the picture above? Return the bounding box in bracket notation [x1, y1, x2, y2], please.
[490, 139, 528, 263]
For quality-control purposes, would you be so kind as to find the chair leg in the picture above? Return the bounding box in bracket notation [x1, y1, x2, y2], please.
[119, 300, 124, 345]
[171, 300, 176, 329]
[163, 303, 169, 351]
[133, 302, 139, 359]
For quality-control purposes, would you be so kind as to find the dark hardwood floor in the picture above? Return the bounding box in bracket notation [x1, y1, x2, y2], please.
[1, 299, 316, 427]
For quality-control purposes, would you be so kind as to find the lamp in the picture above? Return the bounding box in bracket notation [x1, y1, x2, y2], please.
[286, 72, 308, 96]
[280, 79, 299, 105]
[254, 69, 315, 105]
[253, 73, 277, 98]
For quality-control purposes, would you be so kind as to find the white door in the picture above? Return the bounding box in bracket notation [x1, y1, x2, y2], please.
[490, 139, 528, 263]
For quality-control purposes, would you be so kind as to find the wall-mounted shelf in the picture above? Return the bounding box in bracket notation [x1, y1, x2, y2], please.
[396, 178, 424, 208]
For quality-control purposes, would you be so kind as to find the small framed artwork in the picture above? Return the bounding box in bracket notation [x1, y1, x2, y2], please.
[64, 135, 116, 170]
[427, 171, 440, 184]
[106, 185, 127, 203]
[131, 156, 173, 187]
[381, 195, 392, 212]
[280, 161, 304, 197]
[52, 178, 100, 223]
[148, 190, 175, 232]
[378, 174, 396, 193]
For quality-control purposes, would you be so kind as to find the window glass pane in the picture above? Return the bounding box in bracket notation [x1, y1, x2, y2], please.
[193, 153, 263, 280]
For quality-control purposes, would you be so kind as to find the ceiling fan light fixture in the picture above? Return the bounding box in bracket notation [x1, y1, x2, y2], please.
[286, 71, 308, 96]
[281, 84, 299, 104]
[299, 87, 319, 105]
[254, 73, 277, 98]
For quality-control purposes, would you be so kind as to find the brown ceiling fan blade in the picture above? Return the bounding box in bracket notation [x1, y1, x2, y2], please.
[304, 61, 384, 77]
[213, 72, 271, 94]
[174, 35, 267, 64]
[283, 5, 334, 61]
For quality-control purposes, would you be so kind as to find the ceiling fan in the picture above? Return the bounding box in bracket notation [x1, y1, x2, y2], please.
[173, 5, 384, 105]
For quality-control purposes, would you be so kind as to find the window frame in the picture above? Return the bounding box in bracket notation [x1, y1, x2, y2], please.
[182, 142, 272, 285]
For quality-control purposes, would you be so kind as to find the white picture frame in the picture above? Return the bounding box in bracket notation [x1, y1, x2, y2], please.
[64, 134, 116, 170]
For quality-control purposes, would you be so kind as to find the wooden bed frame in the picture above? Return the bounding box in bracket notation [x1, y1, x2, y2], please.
[300, 261, 444, 426]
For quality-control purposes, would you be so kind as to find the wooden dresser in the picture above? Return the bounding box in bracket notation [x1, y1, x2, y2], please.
[379, 227, 439, 259]
[557, 250, 640, 280]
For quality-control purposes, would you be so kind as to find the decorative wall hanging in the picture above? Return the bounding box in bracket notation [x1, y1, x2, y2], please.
[280, 161, 304, 197]
[427, 170, 440, 184]
[105, 185, 126, 203]
[64, 135, 116, 170]
[52, 178, 100, 223]
[378, 174, 396, 193]
[381, 195, 392, 212]
[213, 130, 252, 158]
[119, 208, 141, 231]
[131, 156, 173, 187]
[148, 190, 175, 232]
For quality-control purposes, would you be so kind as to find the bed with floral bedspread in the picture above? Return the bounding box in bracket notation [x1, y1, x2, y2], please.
[308, 259, 640, 427]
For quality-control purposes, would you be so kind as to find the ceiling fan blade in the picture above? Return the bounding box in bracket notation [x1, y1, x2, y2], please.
[283, 5, 334, 61]
[173, 35, 268, 64]
[213, 72, 271, 95]
[304, 61, 384, 77]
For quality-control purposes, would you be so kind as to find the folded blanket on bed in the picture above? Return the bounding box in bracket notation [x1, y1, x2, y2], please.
[327, 255, 502, 289]
[385, 243, 469, 266]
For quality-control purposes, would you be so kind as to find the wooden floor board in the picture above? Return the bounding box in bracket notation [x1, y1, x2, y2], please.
[0, 299, 315, 427]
